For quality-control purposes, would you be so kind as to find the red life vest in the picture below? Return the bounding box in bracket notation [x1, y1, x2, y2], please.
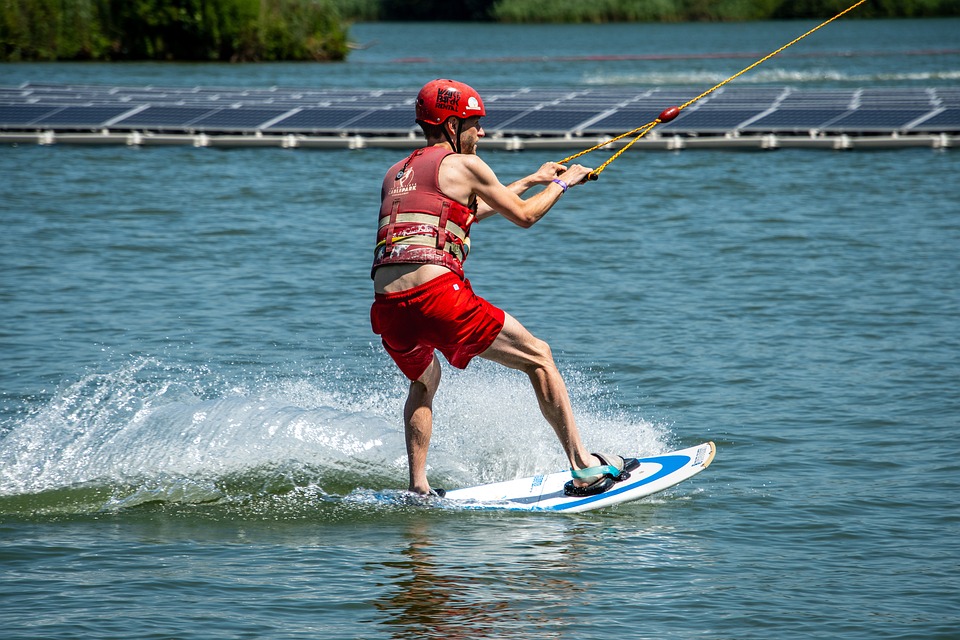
[372, 146, 476, 280]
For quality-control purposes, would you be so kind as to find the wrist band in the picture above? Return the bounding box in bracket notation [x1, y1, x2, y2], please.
[552, 178, 568, 193]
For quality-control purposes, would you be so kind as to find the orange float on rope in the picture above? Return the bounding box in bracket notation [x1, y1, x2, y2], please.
[658, 106, 681, 122]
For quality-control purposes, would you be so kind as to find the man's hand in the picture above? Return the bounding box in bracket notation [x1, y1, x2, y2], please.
[530, 161, 568, 185]
[555, 162, 593, 187]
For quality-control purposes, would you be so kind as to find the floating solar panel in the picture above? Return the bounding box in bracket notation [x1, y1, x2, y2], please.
[644, 91, 700, 103]
[20, 90, 95, 101]
[708, 90, 783, 107]
[742, 108, 852, 132]
[715, 87, 784, 97]
[559, 95, 623, 107]
[190, 107, 297, 130]
[582, 108, 667, 133]
[496, 108, 604, 134]
[860, 88, 932, 102]
[0, 104, 63, 127]
[601, 89, 638, 99]
[484, 98, 549, 110]
[778, 98, 853, 109]
[116, 94, 208, 105]
[111, 106, 220, 129]
[2, 84, 957, 141]
[625, 99, 673, 110]
[363, 91, 404, 102]
[935, 89, 960, 106]
[32, 105, 141, 128]
[474, 90, 515, 101]
[660, 108, 770, 132]
[344, 108, 417, 132]
[909, 107, 960, 131]
[231, 96, 284, 105]
[480, 108, 530, 131]
[783, 89, 856, 99]
[504, 89, 577, 100]
[265, 107, 366, 132]
[780, 91, 855, 108]
[823, 108, 936, 132]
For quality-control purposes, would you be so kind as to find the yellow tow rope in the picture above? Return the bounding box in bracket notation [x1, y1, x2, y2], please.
[558, 0, 869, 179]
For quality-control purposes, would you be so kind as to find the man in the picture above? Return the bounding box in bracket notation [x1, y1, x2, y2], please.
[371, 79, 637, 497]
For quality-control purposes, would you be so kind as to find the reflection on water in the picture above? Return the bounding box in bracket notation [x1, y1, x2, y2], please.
[369, 510, 698, 638]
[371, 518, 578, 638]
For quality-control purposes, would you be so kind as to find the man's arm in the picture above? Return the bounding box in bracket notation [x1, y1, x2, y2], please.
[475, 161, 567, 221]
[463, 157, 593, 228]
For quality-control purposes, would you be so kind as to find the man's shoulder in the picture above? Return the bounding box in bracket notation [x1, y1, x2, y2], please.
[442, 152, 489, 174]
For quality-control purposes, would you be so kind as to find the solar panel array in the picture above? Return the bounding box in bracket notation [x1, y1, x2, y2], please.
[1, 83, 958, 138]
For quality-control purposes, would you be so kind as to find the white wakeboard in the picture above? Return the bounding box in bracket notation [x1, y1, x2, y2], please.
[442, 442, 715, 513]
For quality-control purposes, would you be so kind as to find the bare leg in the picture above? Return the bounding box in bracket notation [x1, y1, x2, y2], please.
[404, 355, 442, 494]
[480, 313, 600, 480]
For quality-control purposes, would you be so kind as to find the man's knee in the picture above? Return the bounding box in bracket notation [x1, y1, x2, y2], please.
[524, 336, 557, 373]
[412, 356, 442, 395]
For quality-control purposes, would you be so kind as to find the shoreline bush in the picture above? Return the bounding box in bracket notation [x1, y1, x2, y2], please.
[1, 0, 349, 62]
[487, 0, 960, 23]
[345, 0, 960, 22]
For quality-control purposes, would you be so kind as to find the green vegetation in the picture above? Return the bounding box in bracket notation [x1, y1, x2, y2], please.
[338, 0, 960, 22]
[491, 0, 775, 22]
[1, 0, 349, 61]
[487, 0, 960, 23]
[3, 0, 957, 61]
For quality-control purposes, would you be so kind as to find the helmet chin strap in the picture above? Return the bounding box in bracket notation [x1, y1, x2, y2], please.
[442, 118, 463, 154]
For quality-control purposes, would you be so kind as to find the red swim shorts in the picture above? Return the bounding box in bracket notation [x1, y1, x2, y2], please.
[370, 272, 506, 381]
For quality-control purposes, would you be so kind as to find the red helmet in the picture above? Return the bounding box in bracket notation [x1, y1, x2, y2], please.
[415, 79, 486, 125]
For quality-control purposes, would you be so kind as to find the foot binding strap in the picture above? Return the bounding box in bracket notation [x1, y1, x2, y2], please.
[564, 453, 640, 497]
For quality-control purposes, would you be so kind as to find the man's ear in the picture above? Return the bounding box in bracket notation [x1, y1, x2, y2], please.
[444, 116, 458, 136]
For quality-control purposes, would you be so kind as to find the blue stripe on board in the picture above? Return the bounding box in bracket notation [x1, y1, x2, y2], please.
[544, 454, 691, 512]
[453, 454, 694, 512]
